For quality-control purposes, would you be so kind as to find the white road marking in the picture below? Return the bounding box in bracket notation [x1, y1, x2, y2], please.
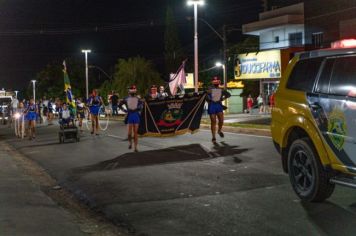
[107, 134, 126, 140]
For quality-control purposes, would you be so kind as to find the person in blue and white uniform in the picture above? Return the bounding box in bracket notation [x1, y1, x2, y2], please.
[87, 89, 103, 135]
[119, 85, 143, 152]
[59, 103, 73, 127]
[76, 98, 86, 132]
[24, 98, 38, 140]
[207, 76, 231, 143]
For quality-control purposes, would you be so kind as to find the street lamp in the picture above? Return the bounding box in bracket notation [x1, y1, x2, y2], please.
[215, 62, 226, 89]
[14, 90, 19, 99]
[31, 80, 36, 103]
[187, 0, 205, 93]
[81, 49, 91, 100]
[187, 16, 242, 92]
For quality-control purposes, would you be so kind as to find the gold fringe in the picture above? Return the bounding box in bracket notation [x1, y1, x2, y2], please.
[139, 128, 200, 138]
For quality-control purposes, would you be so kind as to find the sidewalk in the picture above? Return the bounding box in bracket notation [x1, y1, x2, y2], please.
[0, 141, 86, 236]
[202, 112, 271, 125]
[224, 112, 271, 124]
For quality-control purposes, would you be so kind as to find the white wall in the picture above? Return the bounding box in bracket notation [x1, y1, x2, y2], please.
[260, 25, 305, 50]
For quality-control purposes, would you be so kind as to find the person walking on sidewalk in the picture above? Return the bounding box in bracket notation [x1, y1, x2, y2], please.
[207, 76, 231, 143]
[247, 94, 253, 114]
[257, 94, 264, 113]
[119, 85, 143, 152]
[110, 91, 119, 116]
[269, 91, 275, 113]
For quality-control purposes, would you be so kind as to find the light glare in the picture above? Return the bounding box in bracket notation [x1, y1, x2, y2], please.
[187, 0, 205, 6]
[81, 49, 92, 53]
[215, 62, 223, 67]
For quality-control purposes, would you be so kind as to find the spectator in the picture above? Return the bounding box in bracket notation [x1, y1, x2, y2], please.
[158, 86, 168, 99]
[269, 91, 275, 113]
[110, 92, 119, 116]
[257, 94, 264, 113]
[147, 85, 159, 100]
[247, 94, 253, 114]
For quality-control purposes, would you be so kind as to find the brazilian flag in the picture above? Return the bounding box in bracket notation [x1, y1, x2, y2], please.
[63, 61, 76, 115]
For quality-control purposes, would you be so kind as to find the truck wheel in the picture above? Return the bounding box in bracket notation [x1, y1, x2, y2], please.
[288, 138, 335, 202]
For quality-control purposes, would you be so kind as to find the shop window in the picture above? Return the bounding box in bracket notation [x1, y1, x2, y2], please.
[312, 32, 324, 48]
[289, 32, 303, 47]
[286, 58, 323, 92]
[329, 56, 356, 97]
[275, 36, 279, 43]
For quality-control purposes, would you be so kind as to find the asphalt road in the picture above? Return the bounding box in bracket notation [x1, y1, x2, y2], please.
[2, 121, 356, 236]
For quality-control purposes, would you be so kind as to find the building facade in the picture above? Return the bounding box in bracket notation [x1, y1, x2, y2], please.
[238, 3, 305, 97]
[304, 0, 356, 49]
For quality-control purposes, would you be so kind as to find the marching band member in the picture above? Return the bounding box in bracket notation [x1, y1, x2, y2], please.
[87, 89, 103, 135]
[76, 98, 86, 132]
[24, 98, 38, 140]
[207, 76, 231, 143]
[119, 85, 142, 152]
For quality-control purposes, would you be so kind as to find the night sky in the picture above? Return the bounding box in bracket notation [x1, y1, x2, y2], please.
[0, 0, 262, 90]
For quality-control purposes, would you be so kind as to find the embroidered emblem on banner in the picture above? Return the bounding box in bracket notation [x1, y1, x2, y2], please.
[157, 102, 184, 127]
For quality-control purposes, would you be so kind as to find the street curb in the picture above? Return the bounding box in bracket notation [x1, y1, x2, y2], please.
[200, 124, 271, 137]
[107, 118, 272, 137]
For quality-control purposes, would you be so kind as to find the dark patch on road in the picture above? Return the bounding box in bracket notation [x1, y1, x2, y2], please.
[210, 142, 248, 158]
[67, 143, 249, 182]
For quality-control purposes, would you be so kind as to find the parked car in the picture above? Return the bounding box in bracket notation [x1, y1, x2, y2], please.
[271, 40, 356, 202]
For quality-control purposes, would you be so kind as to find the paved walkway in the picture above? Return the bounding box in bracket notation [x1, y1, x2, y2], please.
[204, 112, 271, 124]
[0, 141, 86, 236]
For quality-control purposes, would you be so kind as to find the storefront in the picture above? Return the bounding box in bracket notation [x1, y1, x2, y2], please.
[226, 81, 244, 114]
[234, 48, 302, 97]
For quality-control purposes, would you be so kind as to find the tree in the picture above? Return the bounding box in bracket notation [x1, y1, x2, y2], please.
[99, 79, 113, 105]
[35, 63, 64, 99]
[164, 6, 185, 76]
[111, 57, 162, 97]
[34, 59, 86, 100]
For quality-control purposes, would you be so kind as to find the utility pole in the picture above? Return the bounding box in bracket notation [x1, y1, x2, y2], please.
[223, 25, 227, 89]
[81, 49, 91, 100]
[262, 0, 268, 11]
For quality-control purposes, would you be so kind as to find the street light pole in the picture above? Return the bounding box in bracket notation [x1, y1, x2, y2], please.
[188, 0, 204, 93]
[194, 4, 199, 93]
[14, 90, 18, 99]
[215, 62, 226, 89]
[81, 49, 91, 100]
[222, 25, 227, 90]
[188, 16, 229, 90]
[31, 80, 36, 104]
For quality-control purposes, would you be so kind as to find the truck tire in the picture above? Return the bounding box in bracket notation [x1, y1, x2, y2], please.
[288, 137, 335, 202]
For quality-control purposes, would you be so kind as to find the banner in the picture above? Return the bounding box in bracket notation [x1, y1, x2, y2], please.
[169, 61, 187, 96]
[138, 93, 206, 137]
